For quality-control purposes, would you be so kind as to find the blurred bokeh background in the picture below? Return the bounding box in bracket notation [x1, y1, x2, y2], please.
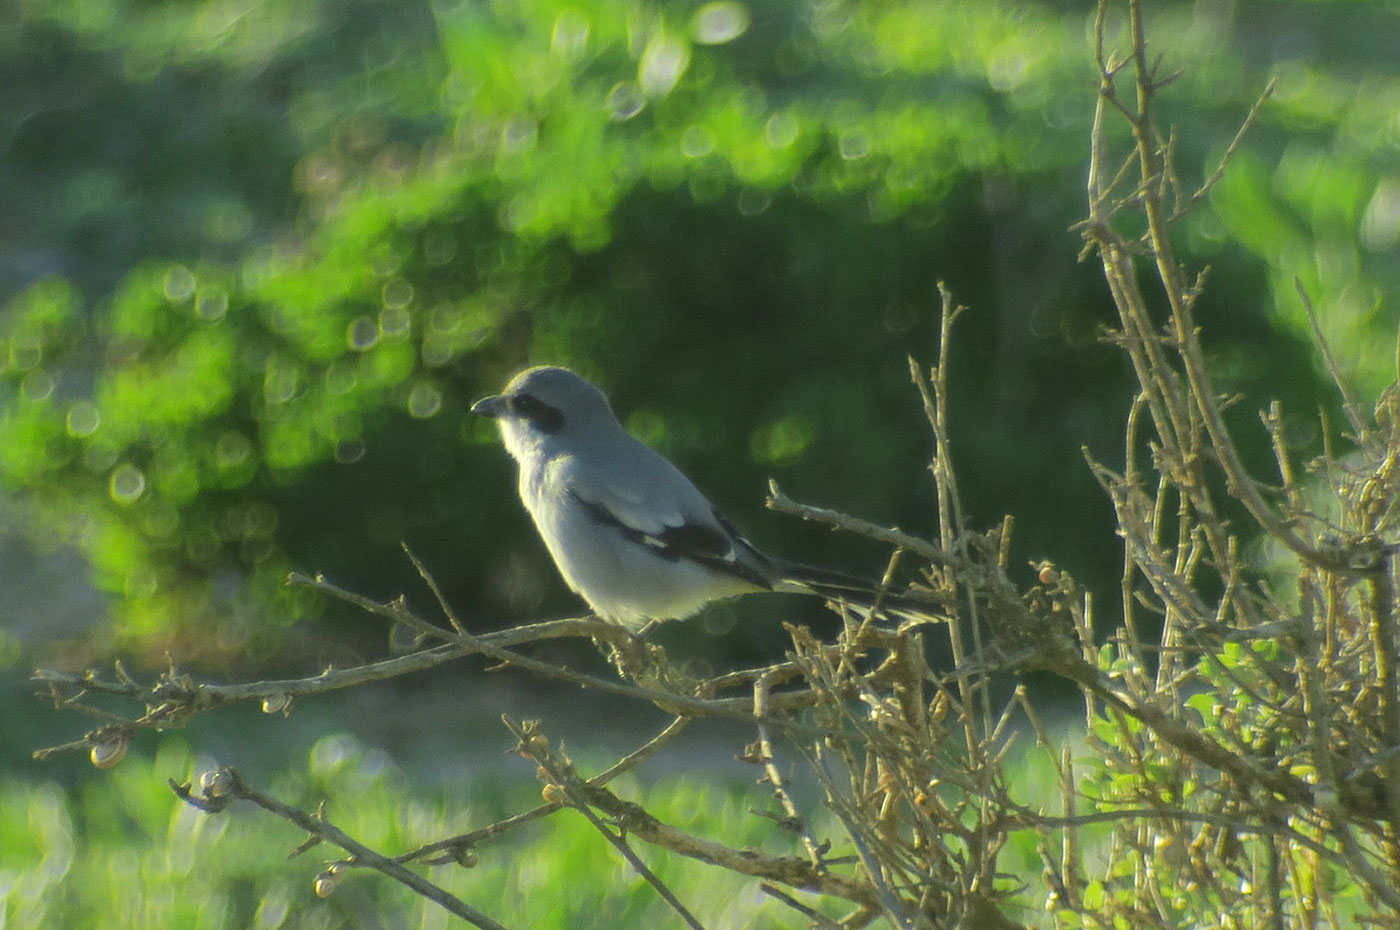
[3, 0, 1398, 924]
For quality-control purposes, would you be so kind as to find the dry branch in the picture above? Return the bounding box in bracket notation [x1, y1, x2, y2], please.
[170, 767, 512, 930]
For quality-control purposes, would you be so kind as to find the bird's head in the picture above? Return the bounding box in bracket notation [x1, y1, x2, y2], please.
[471, 365, 619, 458]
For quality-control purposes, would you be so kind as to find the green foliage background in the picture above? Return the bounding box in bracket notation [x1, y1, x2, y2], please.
[4, 0, 1396, 660]
[4, 0, 1400, 926]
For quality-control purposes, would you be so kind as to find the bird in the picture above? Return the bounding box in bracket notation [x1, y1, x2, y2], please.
[471, 365, 934, 632]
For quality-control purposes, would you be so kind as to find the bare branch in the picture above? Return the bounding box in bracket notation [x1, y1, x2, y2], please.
[503, 716, 709, 930]
[1295, 279, 1370, 438]
[501, 717, 881, 910]
[171, 767, 512, 930]
[400, 715, 690, 865]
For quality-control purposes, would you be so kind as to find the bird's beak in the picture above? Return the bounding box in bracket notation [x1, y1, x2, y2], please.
[470, 394, 506, 418]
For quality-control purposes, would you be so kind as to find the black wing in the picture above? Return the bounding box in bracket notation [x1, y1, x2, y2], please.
[570, 492, 774, 591]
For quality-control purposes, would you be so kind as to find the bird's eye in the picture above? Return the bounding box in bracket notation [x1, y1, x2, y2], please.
[507, 393, 565, 433]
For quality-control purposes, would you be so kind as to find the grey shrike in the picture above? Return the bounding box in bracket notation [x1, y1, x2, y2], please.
[472, 365, 928, 632]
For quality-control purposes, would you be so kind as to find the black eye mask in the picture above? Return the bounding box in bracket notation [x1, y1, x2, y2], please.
[508, 393, 565, 434]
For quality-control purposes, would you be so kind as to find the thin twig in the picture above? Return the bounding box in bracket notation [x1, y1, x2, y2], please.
[759, 883, 843, 929]
[501, 716, 880, 907]
[171, 768, 512, 930]
[767, 481, 954, 567]
[400, 715, 690, 865]
[755, 674, 828, 870]
[402, 542, 468, 635]
[1294, 279, 1369, 438]
[1181, 78, 1276, 215]
[503, 716, 709, 930]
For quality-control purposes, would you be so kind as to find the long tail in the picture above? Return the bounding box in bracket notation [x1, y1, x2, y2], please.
[774, 561, 947, 627]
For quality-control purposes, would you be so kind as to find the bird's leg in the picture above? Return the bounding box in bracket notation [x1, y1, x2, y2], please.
[599, 625, 672, 688]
